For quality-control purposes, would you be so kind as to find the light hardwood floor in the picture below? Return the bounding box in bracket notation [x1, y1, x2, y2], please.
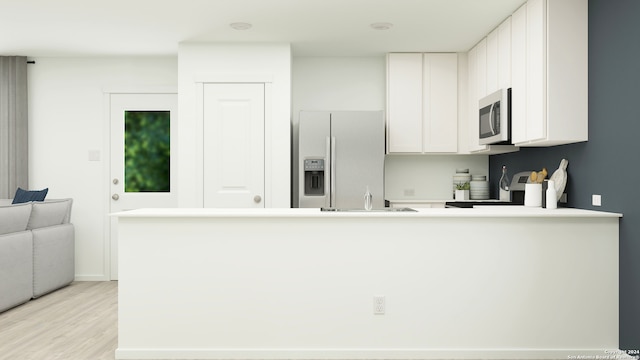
[0, 281, 117, 360]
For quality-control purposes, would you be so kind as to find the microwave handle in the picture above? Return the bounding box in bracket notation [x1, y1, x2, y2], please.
[488, 103, 496, 135]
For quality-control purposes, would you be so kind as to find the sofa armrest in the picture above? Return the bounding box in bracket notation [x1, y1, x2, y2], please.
[32, 224, 75, 298]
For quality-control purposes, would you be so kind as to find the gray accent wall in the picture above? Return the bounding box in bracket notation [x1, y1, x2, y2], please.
[489, 0, 639, 349]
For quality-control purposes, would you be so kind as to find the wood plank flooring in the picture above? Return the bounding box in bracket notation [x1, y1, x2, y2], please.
[0, 281, 117, 360]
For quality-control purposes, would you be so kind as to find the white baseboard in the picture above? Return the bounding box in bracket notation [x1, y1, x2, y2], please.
[115, 348, 634, 360]
[74, 275, 110, 281]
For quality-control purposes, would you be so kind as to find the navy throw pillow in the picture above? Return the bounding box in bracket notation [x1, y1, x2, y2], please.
[12, 187, 49, 204]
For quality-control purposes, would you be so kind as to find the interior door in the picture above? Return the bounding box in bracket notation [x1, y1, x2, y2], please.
[109, 93, 178, 280]
[203, 83, 265, 208]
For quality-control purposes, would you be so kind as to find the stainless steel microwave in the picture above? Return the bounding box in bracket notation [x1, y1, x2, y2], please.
[479, 88, 511, 145]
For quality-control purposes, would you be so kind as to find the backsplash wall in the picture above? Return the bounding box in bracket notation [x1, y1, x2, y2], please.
[385, 155, 488, 201]
[489, 0, 639, 349]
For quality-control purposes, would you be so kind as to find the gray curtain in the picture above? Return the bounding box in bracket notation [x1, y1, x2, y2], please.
[0, 56, 28, 199]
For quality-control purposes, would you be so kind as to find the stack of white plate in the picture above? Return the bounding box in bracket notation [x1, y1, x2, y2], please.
[470, 175, 489, 200]
[452, 169, 471, 196]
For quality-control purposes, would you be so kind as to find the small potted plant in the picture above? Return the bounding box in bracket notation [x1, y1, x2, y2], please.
[455, 182, 470, 201]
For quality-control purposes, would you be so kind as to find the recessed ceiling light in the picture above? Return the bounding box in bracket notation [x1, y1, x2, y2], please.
[370, 22, 393, 31]
[230, 22, 252, 30]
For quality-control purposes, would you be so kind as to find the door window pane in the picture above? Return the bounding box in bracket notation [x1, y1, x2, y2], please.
[124, 111, 170, 192]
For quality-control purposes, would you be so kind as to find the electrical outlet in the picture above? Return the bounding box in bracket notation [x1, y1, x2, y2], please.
[373, 295, 385, 315]
[592, 194, 602, 207]
[404, 189, 415, 196]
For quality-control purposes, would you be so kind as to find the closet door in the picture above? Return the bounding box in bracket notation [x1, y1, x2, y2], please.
[203, 83, 265, 208]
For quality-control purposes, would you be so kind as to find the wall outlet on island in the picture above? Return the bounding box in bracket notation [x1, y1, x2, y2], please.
[404, 189, 415, 196]
[373, 295, 385, 315]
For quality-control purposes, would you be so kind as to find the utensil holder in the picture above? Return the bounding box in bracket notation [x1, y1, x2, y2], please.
[524, 183, 542, 207]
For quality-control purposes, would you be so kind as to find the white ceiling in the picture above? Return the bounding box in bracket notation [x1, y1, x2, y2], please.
[0, 0, 526, 57]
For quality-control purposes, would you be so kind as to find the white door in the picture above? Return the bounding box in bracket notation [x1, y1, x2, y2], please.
[109, 93, 178, 280]
[203, 83, 265, 208]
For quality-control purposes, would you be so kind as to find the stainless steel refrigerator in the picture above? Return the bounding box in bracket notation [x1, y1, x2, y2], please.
[298, 111, 385, 209]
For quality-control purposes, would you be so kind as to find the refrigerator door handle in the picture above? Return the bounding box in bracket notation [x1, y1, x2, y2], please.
[330, 136, 336, 208]
[325, 136, 331, 208]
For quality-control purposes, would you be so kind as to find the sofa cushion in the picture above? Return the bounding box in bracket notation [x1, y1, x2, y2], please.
[12, 187, 48, 204]
[0, 202, 32, 235]
[27, 199, 72, 230]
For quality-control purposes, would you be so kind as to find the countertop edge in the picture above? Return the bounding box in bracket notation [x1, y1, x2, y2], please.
[110, 207, 623, 219]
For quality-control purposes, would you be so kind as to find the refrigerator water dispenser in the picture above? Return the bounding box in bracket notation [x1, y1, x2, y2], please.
[304, 159, 325, 196]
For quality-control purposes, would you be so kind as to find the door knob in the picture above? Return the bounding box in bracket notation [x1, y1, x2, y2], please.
[112, 194, 120, 201]
[253, 195, 262, 203]
[112, 178, 119, 185]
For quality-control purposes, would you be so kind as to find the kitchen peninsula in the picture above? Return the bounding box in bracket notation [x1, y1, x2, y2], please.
[114, 207, 622, 360]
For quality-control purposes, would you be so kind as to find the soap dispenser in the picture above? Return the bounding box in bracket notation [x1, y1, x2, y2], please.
[364, 186, 373, 211]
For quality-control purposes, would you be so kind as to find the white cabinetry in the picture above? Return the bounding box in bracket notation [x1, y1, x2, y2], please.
[387, 53, 458, 154]
[511, 0, 588, 146]
[467, 19, 518, 154]
[487, 17, 512, 93]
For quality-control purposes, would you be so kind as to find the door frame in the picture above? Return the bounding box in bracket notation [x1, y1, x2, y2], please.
[194, 74, 273, 208]
[102, 86, 178, 281]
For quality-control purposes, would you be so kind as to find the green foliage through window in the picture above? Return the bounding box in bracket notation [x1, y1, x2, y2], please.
[124, 111, 170, 192]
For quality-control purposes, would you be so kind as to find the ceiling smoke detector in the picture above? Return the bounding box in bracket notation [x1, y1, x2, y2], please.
[370, 22, 393, 30]
[230, 22, 252, 30]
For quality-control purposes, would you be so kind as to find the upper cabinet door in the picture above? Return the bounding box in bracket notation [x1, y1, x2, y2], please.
[486, 29, 499, 94]
[497, 17, 512, 90]
[511, 0, 588, 147]
[476, 38, 488, 99]
[386, 53, 423, 153]
[511, 3, 527, 144]
[423, 53, 458, 153]
[525, 0, 547, 143]
[387, 53, 458, 154]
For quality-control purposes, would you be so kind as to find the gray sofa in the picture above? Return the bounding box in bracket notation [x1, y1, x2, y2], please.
[0, 198, 74, 313]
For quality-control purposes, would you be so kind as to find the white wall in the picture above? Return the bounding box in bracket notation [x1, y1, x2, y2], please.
[28, 57, 178, 280]
[177, 42, 291, 208]
[292, 56, 488, 204]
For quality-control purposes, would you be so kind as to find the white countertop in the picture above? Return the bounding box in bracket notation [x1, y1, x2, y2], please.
[112, 206, 622, 218]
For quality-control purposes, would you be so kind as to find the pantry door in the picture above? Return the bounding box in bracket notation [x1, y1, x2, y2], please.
[202, 83, 265, 208]
[109, 92, 178, 280]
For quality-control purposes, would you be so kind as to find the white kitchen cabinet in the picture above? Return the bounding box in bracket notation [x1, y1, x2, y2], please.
[497, 17, 512, 91]
[387, 53, 458, 154]
[481, 17, 512, 98]
[486, 30, 498, 94]
[387, 53, 422, 153]
[475, 39, 487, 99]
[511, 0, 588, 146]
[467, 36, 518, 154]
[511, 4, 527, 144]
